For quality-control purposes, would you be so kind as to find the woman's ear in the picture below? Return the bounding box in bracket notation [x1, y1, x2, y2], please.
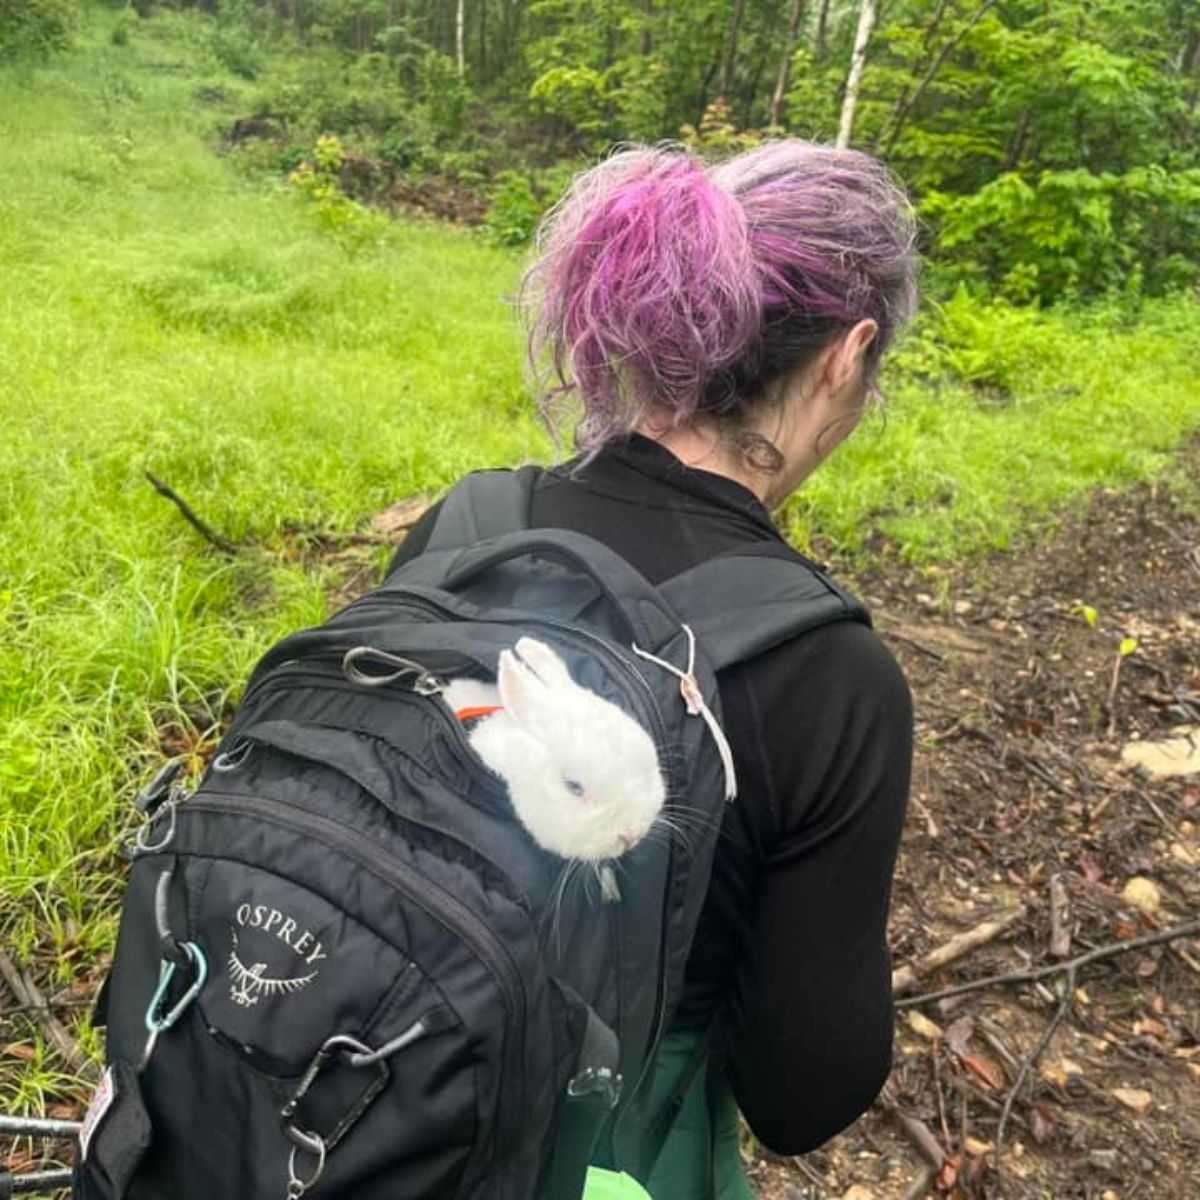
[825, 319, 878, 396]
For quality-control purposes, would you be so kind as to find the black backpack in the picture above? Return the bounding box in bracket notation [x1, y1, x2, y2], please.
[75, 467, 867, 1200]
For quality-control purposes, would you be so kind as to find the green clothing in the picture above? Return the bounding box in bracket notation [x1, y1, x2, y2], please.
[584, 1030, 756, 1200]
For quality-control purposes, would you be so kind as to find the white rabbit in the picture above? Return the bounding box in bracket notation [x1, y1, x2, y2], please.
[442, 637, 666, 863]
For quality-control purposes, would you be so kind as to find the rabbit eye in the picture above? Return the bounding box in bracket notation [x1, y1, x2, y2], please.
[564, 778, 585, 797]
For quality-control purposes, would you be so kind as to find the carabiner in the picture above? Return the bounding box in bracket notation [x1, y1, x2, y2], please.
[141, 941, 208, 1067]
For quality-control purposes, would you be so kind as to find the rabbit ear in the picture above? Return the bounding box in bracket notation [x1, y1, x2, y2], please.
[497, 648, 548, 727]
[513, 637, 574, 689]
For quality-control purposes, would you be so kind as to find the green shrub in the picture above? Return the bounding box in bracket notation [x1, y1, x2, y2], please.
[0, 0, 77, 61]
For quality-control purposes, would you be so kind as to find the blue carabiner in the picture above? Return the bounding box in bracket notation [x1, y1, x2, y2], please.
[144, 941, 209, 1035]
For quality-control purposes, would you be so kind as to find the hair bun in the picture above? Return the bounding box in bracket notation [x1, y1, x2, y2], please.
[522, 146, 761, 452]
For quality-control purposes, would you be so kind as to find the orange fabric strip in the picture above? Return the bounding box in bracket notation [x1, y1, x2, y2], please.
[455, 705, 503, 721]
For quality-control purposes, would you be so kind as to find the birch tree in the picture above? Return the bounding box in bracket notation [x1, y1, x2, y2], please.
[836, 0, 876, 148]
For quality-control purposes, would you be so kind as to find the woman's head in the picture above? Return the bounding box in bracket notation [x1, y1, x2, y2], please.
[521, 141, 918, 475]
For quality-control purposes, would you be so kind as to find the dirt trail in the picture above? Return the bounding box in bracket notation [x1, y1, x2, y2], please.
[749, 450, 1200, 1199]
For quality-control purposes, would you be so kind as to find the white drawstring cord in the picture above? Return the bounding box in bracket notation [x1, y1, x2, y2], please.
[631, 624, 737, 802]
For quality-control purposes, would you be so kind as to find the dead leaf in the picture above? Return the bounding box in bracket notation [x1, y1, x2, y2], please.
[1135, 956, 1159, 977]
[1028, 1103, 1055, 1144]
[964, 1137, 994, 1157]
[1134, 1017, 1168, 1038]
[1041, 1057, 1083, 1089]
[959, 1050, 1006, 1091]
[839, 1188, 874, 1200]
[945, 1016, 974, 1057]
[2, 1042, 36, 1061]
[936, 1154, 960, 1190]
[1111, 1087, 1153, 1114]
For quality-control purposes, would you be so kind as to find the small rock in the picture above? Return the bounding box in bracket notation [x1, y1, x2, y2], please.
[1121, 728, 1200, 778]
[1111, 1086, 1153, 1114]
[1121, 876, 1161, 914]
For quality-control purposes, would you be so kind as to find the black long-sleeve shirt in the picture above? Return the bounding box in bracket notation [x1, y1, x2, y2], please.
[389, 435, 912, 1154]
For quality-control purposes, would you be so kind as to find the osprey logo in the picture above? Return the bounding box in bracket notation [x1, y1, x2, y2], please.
[227, 931, 318, 1007]
[225, 902, 328, 1007]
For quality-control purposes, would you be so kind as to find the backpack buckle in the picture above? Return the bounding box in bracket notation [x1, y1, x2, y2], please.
[567, 1066, 622, 1110]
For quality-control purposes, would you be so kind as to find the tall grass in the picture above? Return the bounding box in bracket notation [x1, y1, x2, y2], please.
[0, 8, 1198, 1056]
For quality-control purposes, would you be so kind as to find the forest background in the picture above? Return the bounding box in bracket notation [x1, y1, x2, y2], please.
[1, 0, 1199, 1197]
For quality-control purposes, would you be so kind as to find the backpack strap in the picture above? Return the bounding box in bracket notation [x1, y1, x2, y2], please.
[658, 542, 870, 672]
[421, 466, 539, 552]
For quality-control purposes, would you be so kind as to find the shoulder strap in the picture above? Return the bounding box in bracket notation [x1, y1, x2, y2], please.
[658, 543, 870, 673]
[421, 466, 539, 552]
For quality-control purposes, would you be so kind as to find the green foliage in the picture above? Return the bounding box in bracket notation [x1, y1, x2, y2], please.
[680, 98, 764, 154]
[288, 133, 389, 257]
[482, 161, 578, 247]
[0, 0, 78, 61]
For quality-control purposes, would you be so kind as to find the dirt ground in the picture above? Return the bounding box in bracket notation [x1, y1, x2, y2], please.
[746, 449, 1200, 1200]
[2, 447, 1197, 1198]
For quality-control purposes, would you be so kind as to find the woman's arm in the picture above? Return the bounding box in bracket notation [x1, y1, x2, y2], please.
[720, 621, 912, 1153]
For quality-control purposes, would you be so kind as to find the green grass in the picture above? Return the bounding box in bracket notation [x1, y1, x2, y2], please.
[0, 7, 1198, 1091]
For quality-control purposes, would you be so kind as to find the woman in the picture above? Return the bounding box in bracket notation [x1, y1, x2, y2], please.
[393, 140, 918, 1197]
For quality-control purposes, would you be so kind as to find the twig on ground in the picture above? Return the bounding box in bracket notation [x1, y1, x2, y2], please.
[892, 906, 1027, 995]
[1106, 651, 1124, 737]
[1048, 874, 1071, 959]
[897, 917, 1200, 1008]
[901, 1163, 937, 1200]
[0, 951, 96, 1081]
[144, 471, 243, 555]
[886, 632, 947, 661]
[879, 1088, 947, 1169]
[994, 966, 1076, 1170]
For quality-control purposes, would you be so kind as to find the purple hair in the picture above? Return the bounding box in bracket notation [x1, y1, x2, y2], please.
[520, 141, 918, 456]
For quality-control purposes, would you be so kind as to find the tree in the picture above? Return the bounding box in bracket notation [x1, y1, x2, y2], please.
[837, 0, 876, 147]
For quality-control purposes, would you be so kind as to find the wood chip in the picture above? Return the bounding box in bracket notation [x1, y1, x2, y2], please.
[1111, 1087, 1153, 1114]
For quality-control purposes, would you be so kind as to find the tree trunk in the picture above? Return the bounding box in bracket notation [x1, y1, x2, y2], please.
[814, 0, 831, 62]
[836, 0, 876, 148]
[720, 0, 747, 100]
[456, 0, 466, 79]
[472, 0, 482, 78]
[879, 0, 1001, 156]
[1185, 26, 1200, 113]
[769, 0, 806, 128]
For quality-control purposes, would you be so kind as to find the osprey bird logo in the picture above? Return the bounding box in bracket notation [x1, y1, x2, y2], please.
[227, 929, 319, 1007]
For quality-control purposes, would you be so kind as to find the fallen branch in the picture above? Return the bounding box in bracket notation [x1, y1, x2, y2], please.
[892, 906, 1026, 994]
[897, 917, 1200, 1009]
[0, 951, 96, 1082]
[994, 965, 1076, 1170]
[144, 470, 242, 556]
[879, 1088, 946, 1168]
[901, 1164, 937, 1200]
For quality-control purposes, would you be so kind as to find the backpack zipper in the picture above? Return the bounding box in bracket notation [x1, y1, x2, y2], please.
[339, 588, 673, 775]
[180, 789, 528, 1188]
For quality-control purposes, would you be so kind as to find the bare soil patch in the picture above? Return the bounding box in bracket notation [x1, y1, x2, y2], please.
[748, 449, 1200, 1199]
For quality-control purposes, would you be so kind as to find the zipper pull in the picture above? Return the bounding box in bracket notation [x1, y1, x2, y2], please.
[631, 625, 737, 802]
[342, 646, 445, 695]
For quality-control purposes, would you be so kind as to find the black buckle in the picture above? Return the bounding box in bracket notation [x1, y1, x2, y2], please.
[566, 1066, 622, 1110]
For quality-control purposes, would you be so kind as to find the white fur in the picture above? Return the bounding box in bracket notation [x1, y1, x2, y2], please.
[441, 638, 665, 862]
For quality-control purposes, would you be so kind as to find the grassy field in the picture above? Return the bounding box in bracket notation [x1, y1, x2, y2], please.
[1, 7, 1198, 1102]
